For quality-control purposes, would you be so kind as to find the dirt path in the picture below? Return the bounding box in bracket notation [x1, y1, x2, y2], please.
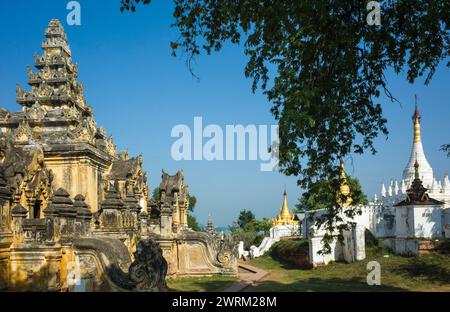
[222, 262, 269, 292]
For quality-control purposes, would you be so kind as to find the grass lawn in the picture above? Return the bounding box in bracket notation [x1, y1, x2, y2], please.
[167, 275, 237, 292]
[245, 247, 450, 292]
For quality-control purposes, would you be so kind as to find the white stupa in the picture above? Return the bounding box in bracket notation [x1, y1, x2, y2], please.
[402, 96, 434, 188]
[376, 96, 449, 209]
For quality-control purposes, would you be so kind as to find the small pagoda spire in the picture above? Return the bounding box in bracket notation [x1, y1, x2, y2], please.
[42, 19, 71, 56]
[272, 189, 297, 226]
[124, 187, 141, 214]
[336, 160, 353, 207]
[280, 190, 290, 218]
[101, 184, 124, 211]
[45, 188, 76, 217]
[381, 183, 386, 197]
[394, 157, 444, 207]
[73, 194, 91, 219]
[414, 157, 420, 180]
[207, 214, 215, 234]
[413, 94, 421, 143]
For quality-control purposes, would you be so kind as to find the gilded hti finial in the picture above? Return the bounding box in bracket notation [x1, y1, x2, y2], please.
[413, 94, 421, 143]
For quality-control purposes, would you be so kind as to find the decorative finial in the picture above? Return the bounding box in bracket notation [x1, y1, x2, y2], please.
[414, 154, 420, 180]
[339, 159, 346, 179]
[337, 160, 352, 207]
[412, 96, 421, 143]
[413, 94, 421, 123]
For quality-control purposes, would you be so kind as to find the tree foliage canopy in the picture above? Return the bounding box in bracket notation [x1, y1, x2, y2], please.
[122, 0, 449, 251]
[296, 176, 368, 212]
[441, 144, 450, 158]
[120, 1, 448, 186]
[187, 213, 203, 231]
[229, 210, 271, 249]
[237, 209, 256, 229]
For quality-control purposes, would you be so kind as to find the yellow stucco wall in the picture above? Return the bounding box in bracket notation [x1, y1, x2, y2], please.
[44, 156, 106, 213]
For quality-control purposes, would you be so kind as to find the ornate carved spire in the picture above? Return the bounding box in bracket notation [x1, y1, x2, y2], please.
[2, 18, 102, 148]
[395, 160, 444, 207]
[207, 214, 215, 234]
[42, 19, 71, 55]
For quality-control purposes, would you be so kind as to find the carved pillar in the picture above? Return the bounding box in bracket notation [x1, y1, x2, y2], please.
[11, 204, 28, 244]
[0, 173, 12, 290]
[0, 171, 11, 230]
[139, 211, 148, 237]
[179, 207, 185, 229]
[172, 192, 179, 233]
[179, 191, 187, 229]
[158, 240, 177, 277]
[0, 236, 11, 290]
[160, 206, 173, 237]
[45, 252, 62, 291]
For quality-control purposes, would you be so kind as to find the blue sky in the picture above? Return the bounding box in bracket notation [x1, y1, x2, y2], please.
[0, 1, 448, 227]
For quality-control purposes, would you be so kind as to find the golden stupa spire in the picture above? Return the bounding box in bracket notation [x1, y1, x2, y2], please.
[336, 160, 353, 207]
[413, 94, 421, 143]
[272, 189, 298, 226]
[280, 190, 290, 217]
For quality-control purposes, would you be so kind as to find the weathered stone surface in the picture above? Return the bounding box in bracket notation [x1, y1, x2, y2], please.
[74, 194, 92, 236]
[0, 18, 235, 290]
[74, 238, 167, 291]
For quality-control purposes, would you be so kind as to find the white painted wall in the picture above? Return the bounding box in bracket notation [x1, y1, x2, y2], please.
[396, 204, 442, 239]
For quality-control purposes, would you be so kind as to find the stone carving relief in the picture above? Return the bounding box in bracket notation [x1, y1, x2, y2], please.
[13, 122, 33, 143]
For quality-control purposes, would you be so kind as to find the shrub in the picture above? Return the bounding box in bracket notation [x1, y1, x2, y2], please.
[269, 239, 311, 268]
[364, 229, 378, 248]
[231, 229, 258, 250]
[271, 239, 309, 258]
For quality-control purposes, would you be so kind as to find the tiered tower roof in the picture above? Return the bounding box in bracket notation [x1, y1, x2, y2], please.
[0, 19, 116, 157]
[17, 19, 87, 115]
